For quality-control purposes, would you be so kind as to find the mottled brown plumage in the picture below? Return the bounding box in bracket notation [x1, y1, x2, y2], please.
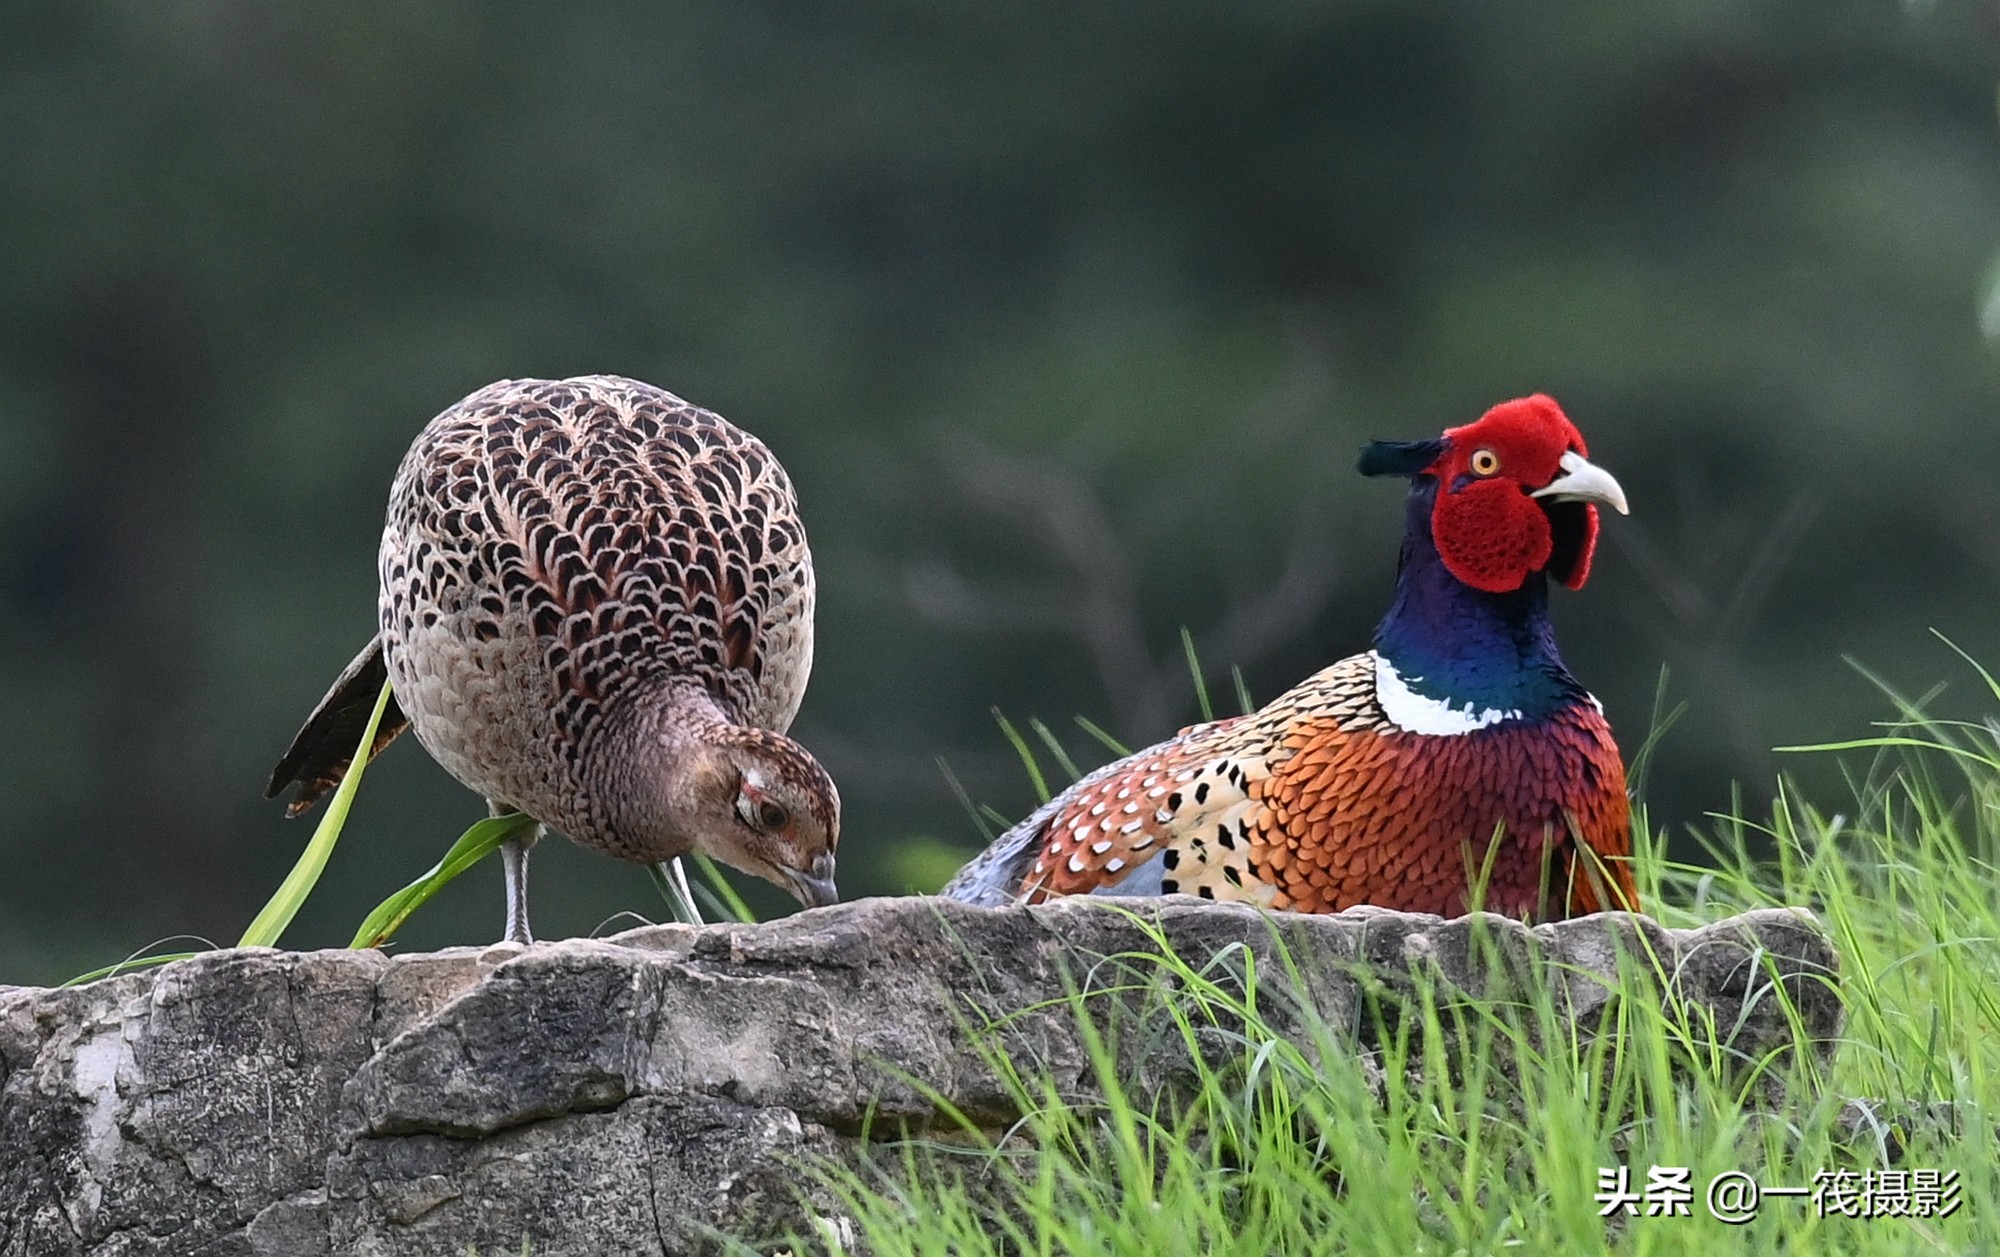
[269, 375, 840, 941]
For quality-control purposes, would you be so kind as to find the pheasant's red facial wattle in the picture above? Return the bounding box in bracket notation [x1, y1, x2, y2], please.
[1430, 477, 1556, 593]
[1542, 500, 1600, 591]
[1424, 394, 1605, 593]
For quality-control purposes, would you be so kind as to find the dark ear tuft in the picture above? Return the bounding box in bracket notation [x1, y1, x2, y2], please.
[1357, 439, 1445, 479]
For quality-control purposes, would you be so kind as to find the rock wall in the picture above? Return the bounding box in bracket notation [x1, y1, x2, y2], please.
[0, 898, 1841, 1256]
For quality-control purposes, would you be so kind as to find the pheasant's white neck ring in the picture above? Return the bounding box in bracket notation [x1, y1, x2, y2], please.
[1372, 652, 1523, 735]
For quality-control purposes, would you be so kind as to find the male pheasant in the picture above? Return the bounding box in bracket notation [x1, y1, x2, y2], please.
[942, 395, 1635, 921]
[268, 374, 840, 943]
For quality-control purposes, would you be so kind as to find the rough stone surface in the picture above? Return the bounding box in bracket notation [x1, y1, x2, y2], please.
[0, 896, 1842, 1256]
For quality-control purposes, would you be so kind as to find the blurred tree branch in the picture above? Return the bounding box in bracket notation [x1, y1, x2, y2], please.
[1610, 485, 1820, 774]
[904, 436, 1340, 740]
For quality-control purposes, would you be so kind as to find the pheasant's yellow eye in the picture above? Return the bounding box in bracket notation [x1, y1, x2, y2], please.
[1470, 448, 1501, 476]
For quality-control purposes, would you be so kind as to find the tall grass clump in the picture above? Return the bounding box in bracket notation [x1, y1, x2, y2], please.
[749, 658, 1999, 1255]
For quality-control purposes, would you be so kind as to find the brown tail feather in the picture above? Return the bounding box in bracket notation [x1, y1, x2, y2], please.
[266, 636, 410, 816]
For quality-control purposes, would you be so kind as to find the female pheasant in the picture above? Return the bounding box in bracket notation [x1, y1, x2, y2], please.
[267, 375, 840, 943]
[942, 395, 1636, 921]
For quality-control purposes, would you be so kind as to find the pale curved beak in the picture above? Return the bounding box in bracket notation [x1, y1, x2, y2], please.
[784, 852, 839, 909]
[1531, 449, 1629, 516]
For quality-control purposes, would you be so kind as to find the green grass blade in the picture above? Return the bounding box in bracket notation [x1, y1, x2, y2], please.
[1933, 627, 2000, 704]
[1180, 627, 1214, 722]
[1625, 663, 1686, 800]
[63, 949, 201, 987]
[649, 858, 705, 925]
[993, 708, 1050, 804]
[647, 854, 759, 927]
[64, 934, 221, 986]
[1073, 714, 1130, 759]
[1230, 664, 1254, 717]
[349, 810, 536, 948]
[1026, 718, 1082, 784]
[937, 756, 998, 842]
[240, 679, 394, 949]
[1777, 735, 1999, 771]
[689, 852, 758, 922]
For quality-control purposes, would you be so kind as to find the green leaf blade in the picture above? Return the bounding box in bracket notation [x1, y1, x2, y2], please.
[349, 811, 536, 948]
[239, 680, 395, 949]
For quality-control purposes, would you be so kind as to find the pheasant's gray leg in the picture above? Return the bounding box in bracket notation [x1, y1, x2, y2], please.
[489, 799, 542, 944]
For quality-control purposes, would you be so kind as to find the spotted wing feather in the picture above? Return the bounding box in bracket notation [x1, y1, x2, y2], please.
[939, 716, 1265, 907]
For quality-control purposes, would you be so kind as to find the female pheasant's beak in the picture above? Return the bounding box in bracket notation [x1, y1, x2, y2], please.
[1531, 450, 1630, 516]
[783, 851, 840, 908]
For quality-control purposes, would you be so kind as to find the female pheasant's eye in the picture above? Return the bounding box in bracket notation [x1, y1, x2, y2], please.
[757, 800, 790, 831]
[1470, 448, 1501, 476]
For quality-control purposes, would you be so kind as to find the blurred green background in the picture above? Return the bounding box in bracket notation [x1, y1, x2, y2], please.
[3, 2, 1997, 986]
